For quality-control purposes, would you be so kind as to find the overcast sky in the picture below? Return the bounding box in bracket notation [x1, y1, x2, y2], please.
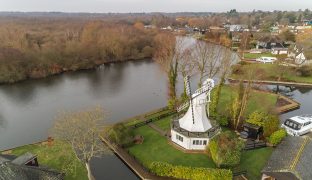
[0, 0, 311, 13]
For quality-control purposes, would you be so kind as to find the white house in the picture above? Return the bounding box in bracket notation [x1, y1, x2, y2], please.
[288, 45, 312, 65]
[294, 52, 309, 65]
[271, 48, 288, 55]
[171, 77, 220, 150]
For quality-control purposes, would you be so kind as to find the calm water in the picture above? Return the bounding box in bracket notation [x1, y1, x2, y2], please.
[0, 60, 169, 179]
[268, 85, 312, 121]
[0, 38, 311, 179]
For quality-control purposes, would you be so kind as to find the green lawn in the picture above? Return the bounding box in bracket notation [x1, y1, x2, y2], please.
[5, 141, 87, 180]
[231, 63, 312, 84]
[127, 126, 216, 168]
[217, 85, 278, 117]
[243, 53, 275, 59]
[238, 148, 273, 180]
[127, 124, 273, 180]
[153, 115, 173, 131]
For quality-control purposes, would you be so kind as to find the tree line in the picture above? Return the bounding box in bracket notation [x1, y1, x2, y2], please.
[0, 18, 158, 83]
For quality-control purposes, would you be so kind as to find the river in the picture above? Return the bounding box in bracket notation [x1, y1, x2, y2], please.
[0, 40, 311, 179]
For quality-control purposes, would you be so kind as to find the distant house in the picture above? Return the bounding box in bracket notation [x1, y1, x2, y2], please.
[0, 152, 63, 180]
[287, 25, 312, 34]
[270, 26, 282, 35]
[225, 24, 248, 32]
[144, 25, 156, 29]
[256, 35, 285, 50]
[271, 48, 288, 55]
[303, 19, 312, 26]
[288, 45, 312, 65]
[161, 26, 173, 31]
[262, 136, 312, 180]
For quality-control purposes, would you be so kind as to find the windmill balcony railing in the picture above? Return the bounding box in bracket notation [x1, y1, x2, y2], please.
[171, 117, 221, 139]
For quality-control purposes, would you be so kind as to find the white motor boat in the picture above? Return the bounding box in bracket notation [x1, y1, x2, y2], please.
[281, 115, 312, 136]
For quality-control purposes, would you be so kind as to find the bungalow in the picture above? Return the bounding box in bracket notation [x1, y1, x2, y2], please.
[0, 152, 64, 180]
[271, 48, 288, 55]
[262, 136, 312, 180]
[256, 35, 285, 50]
[224, 24, 249, 32]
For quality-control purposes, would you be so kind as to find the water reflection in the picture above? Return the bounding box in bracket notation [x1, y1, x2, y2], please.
[0, 113, 6, 129]
[265, 85, 312, 121]
[0, 75, 67, 105]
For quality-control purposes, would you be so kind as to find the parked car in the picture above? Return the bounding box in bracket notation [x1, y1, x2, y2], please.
[256, 57, 277, 64]
[281, 115, 312, 136]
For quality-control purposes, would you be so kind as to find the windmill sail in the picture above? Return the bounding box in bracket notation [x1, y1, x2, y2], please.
[178, 78, 214, 132]
[184, 75, 191, 96]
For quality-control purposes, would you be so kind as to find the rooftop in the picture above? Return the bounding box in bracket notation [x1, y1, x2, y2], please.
[262, 136, 312, 180]
[289, 115, 312, 123]
[0, 152, 64, 180]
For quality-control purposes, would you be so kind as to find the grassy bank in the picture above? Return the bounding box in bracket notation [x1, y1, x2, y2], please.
[216, 85, 278, 117]
[2, 141, 87, 180]
[231, 63, 312, 84]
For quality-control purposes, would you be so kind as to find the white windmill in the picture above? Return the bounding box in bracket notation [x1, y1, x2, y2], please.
[171, 75, 220, 150]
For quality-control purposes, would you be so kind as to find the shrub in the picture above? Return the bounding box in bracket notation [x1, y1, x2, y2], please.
[238, 61, 248, 65]
[108, 123, 134, 147]
[296, 65, 312, 77]
[209, 131, 244, 167]
[246, 111, 266, 126]
[231, 64, 243, 75]
[246, 111, 279, 137]
[216, 115, 229, 126]
[268, 129, 287, 146]
[149, 162, 232, 180]
[263, 115, 280, 137]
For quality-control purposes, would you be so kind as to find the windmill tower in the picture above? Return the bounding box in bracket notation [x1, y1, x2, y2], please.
[171, 76, 220, 150]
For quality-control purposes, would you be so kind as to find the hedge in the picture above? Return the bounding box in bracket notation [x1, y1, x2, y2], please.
[149, 162, 232, 180]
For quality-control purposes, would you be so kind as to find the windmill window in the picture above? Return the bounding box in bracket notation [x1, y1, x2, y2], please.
[193, 140, 200, 145]
[176, 134, 183, 142]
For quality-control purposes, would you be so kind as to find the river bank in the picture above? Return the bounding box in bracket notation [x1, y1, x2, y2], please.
[0, 57, 152, 85]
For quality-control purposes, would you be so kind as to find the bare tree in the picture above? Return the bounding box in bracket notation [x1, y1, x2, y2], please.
[234, 66, 262, 130]
[239, 32, 251, 58]
[50, 107, 111, 180]
[154, 33, 186, 109]
[178, 47, 194, 100]
[210, 47, 235, 117]
[193, 41, 235, 85]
